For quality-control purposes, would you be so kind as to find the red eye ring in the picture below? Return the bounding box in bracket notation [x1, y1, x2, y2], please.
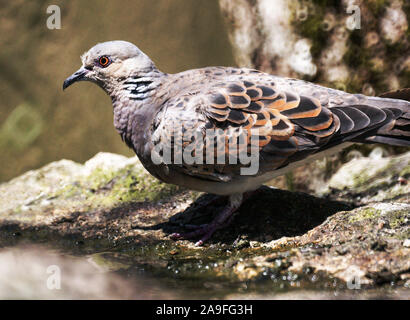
[98, 56, 111, 67]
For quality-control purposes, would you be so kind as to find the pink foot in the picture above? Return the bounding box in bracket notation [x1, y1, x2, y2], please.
[170, 205, 238, 246]
[170, 192, 256, 246]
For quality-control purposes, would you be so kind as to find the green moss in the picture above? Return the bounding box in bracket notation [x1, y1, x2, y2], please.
[108, 168, 181, 203]
[342, 31, 373, 93]
[84, 164, 182, 206]
[349, 207, 408, 229]
[349, 208, 382, 223]
[389, 210, 408, 229]
[50, 163, 183, 209]
[287, 0, 410, 93]
[350, 159, 397, 190]
[351, 171, 372, 188]
[87, 167, 118, 191]
[399, 166, 410, 178]
[343, 32, 370, 69]
[289, 3, 328, 60]
[367, 0, 388, 16]
[339, 0, 410, 94]
[53, 183, 85, 199]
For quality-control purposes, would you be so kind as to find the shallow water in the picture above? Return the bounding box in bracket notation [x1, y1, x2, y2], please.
[1, 243, 407, 299]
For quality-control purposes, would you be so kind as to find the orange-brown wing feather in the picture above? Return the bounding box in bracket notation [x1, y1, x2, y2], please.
[205, 80, 337, 146]
[152, 78, 340, 181]
[199, 80, 341, 174]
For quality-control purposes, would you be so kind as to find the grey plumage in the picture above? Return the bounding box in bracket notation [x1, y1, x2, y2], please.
[64, 41, 410, 245]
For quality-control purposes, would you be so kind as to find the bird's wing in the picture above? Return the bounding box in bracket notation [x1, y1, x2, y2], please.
[202, 77, 399, 168]
[153, 72, 408, 181]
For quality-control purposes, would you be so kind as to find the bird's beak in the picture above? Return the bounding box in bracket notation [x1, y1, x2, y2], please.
[63, 67, 89, 90]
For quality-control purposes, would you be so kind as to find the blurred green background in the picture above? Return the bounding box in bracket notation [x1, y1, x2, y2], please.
[0, 0, 234, 182]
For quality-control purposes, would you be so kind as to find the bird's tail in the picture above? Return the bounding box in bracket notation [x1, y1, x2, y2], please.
[353, 89, 410, 147]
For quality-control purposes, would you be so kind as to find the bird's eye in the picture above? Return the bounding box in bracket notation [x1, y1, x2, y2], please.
[98, 56, 111, 68]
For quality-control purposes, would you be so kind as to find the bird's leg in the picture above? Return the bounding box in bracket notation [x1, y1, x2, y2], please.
[170, 193, 247, 246]
[183, 194, 228, 221]
[172, 195, 228, 230]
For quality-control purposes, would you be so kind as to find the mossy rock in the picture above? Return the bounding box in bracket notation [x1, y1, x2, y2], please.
[0, 152, 185, 225]
[0, 151, 409, 298]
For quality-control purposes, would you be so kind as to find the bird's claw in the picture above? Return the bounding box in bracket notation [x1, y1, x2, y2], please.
[170, 223, 217, 245]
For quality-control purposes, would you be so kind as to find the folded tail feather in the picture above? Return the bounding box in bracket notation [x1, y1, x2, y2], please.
[351, 89, 410, 147]
[379, 88, 410, 101]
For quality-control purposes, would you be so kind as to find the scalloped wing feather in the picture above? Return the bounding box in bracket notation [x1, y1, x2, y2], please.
[151, 68, 409, 182]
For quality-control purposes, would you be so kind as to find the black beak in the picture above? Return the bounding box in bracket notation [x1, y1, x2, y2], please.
[63, 68, 89, 90]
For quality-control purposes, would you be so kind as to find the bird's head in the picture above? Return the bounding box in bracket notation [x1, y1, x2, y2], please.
[63, 40, 156, 93]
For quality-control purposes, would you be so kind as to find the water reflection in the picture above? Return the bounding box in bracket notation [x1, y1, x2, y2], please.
[0, 245, 176, 299]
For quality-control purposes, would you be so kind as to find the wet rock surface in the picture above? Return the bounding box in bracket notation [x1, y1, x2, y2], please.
[0, 152, 409, 299]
